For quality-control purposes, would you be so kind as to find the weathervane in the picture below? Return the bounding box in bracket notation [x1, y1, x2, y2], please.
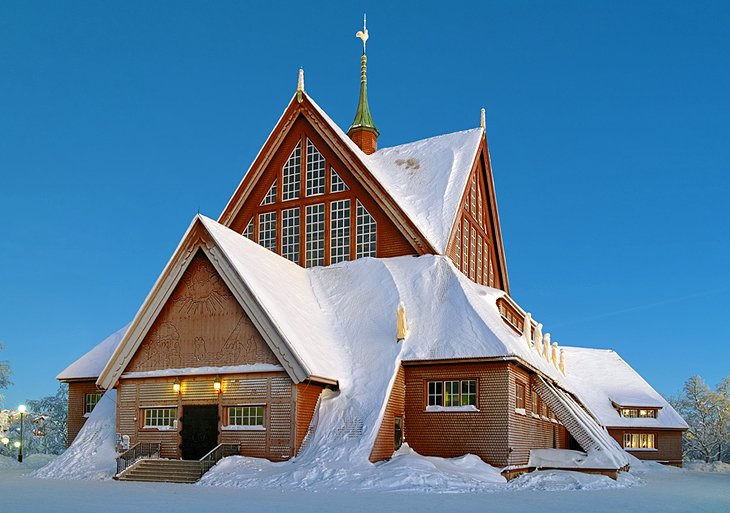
[356, 14, 369, 54]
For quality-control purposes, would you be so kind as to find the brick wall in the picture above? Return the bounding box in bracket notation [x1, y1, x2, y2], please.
[67, 380, 101, 446]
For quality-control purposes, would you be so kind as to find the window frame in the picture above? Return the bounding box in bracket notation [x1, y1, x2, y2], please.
[142, 407, 177, 430]
[84, 393, 103, 415]
[224, 405, 265, 430]
[623, 432, 656, 450]
[425, 379, 478, 411]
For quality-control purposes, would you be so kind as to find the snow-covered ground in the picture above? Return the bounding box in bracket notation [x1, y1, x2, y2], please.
[1, 455, 728, 513]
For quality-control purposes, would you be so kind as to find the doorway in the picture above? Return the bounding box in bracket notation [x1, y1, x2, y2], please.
[181, 405, 219, 460]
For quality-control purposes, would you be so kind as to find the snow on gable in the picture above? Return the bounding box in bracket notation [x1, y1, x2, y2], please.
[366, 129, 484, 254]
[57, 324, 130, 381]
[561, 347, 687, 430]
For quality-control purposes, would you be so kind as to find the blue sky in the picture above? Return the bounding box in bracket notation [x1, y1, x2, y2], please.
[1, 1, 728, 408]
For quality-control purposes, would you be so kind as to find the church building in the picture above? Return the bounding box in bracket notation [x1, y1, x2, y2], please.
[57, 25, 686, 482]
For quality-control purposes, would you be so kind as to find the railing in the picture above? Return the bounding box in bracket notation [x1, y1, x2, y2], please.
[199, 443, 240, 475]
[116, 442, 161, 475]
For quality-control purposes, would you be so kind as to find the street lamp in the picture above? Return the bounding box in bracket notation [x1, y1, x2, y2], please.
[17, 404, 26, 463]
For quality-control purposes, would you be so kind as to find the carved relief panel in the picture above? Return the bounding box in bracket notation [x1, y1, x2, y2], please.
[126, 251, 279, 373]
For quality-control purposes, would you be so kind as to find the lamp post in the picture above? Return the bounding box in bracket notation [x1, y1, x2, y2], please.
[17, 404, 26, 463]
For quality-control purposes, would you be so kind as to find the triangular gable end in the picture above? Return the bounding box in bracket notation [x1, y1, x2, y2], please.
[97, 216, 316, 390]
[218, 92, 434, 255]
[445, 137, 510, 293]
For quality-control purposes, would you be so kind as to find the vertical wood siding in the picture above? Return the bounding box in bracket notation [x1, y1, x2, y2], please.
[369, 366, 406, 462]
[295, 383, 325, 454]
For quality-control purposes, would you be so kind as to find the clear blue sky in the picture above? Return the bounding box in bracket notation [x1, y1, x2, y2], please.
[1, 1, 728, 408]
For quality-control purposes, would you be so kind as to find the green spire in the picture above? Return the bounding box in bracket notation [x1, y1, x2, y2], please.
[349, 54, 378, 136]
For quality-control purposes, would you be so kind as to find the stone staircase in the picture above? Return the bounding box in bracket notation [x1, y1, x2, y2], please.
[116, 459, 204, 484]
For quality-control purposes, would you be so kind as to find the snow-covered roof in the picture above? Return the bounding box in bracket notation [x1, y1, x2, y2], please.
[307, 94, 483, 253]
[57, 324, 129, 381]
[561, 347, 687, 430]
[365, 129, 484, 254]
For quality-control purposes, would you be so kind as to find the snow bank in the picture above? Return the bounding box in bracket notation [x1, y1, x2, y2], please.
[684, 460, 730, 473]
[33, 391, 118, 480]
[508, 469, 643, 491]
[0, 455, 21, 470]
[199, 444, 505, 492]
[528, 449, 623, 470]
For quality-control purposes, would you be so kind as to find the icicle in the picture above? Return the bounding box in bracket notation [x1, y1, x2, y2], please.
[396, 302, 408, 341]
[543, 333, 551, 360]
[522, 312, 533, 347]
[559, 349, 566, 375]
[551, 341, 559, 367]
[535, 325, 544, 355]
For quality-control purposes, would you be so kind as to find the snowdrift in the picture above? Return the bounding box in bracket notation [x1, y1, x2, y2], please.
[33, 391, 118, 480]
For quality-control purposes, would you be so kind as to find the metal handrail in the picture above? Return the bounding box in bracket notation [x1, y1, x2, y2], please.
[199, 443, 240, 475]
[116, 442, 161, 475]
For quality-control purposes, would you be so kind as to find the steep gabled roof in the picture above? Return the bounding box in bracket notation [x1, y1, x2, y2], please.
[96, 215, 343, 390]
[562, 347, 688, 430]
[365, 129, 484, 253]
[57, 324, 129, 381]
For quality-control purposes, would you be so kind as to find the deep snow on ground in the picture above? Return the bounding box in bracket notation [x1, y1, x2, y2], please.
[0, 460, 728, 513]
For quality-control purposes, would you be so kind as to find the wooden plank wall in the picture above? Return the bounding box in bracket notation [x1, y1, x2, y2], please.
[294, 382, 325, 454]
[608, 429, 683, 466]
[507, 364, 570, 466]
[117, 372, 296, 460]
[67, 380, 101, 446]
[369, 366, 406, 462]
[403, 362, 511, 467]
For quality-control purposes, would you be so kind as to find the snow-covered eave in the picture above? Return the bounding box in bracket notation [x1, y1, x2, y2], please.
[610, 400, 664, 410]
[604, 425, 687, 431]
[97, 215, 326, 390]
[57, 375, 100, 383]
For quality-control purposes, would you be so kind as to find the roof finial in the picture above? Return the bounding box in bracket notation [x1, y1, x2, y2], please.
[297, 68, 304, 103]
[480, 108, 486, 129]
[356, 14, 369, 55]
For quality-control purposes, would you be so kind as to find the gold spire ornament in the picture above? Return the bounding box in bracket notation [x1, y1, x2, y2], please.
[348, 14, 379, 143]
[356, 14, 369, 54]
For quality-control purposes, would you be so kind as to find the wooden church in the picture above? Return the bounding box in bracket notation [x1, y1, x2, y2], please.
[57, 25, 686, 481]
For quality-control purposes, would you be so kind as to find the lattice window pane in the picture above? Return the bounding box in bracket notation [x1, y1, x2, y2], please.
[477, 235, 483, 284]
[306, 139, 326, 196]
[261, 180, 277, 205]
[462, 219, 469, 273]
[85, 393, 103, 414]
[144, 408, 176, 428]
[444, 381, 461, 407]
[330, 168, 349, 193]
[282, 142, 301, 201]
[470, 174, 477, 217]
[462, 380, 477, 406]
[281, 208, 300, 263]
[258, 212, 277, 252]
[470, 227, 476, 280]
[486, 242, 494, 287]
[227, 406, 264, 426]
[427, 381, 443, 406]
[356, 200, 377, 258]
[243, 218, 254, 240]
[330, 199, 350, 263]
[477, 183, 484, 228]
[305, 203, 325, 267]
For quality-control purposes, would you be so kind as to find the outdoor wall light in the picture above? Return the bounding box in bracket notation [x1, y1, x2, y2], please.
[1, 437, 8, 445]
[173, 378, 181, 394]
[214, 375, 221, 393]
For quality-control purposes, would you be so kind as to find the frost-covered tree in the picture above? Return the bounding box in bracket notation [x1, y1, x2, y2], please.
[671, 375, 730, 463]
[26, 383, 68, 454]
[0, 341, 12, 405]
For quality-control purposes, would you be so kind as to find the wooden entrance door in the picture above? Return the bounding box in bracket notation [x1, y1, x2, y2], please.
[181, 405, 219, 460]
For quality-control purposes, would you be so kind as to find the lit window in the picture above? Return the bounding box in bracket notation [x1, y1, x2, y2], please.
[258, 212, 277, 252]
[620, 408, 657, 418]
[281, 208, 300, 263]
[282, 142, 301, 201]
[306, 139, 326, 196]
[242, 218, 254, 240]
[227, 406, 264, 427]
[330, 168, 349, 193]
[84, 393, 103, 414]
[623, 433, 655, 449]
[144, 408, 176, 428]
[330, 199, 350, 264]
[427, 380, 477, 408]
[261, 180, 277, 205]
[356, 201, 376, 258]
[515, 382, 526, 410]
[305, 203, 325, 267]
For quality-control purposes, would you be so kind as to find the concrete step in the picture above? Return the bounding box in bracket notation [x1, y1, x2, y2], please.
[117, 459, 204, 483]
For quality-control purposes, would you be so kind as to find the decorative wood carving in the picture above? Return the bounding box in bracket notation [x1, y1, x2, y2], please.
[126, 251, 279, 373]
